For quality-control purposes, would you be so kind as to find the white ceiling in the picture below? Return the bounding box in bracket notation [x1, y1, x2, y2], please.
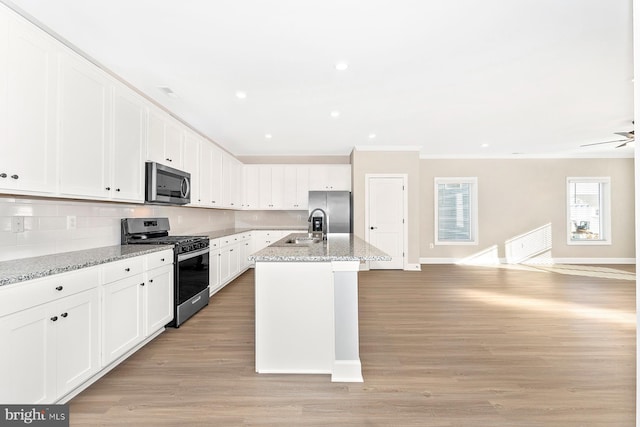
[5, 0, 635, 158]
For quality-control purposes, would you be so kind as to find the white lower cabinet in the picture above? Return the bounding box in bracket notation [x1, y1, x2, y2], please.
[0, 268, 100, 404]
[0, 249, 174, 404]
[209, 238, 222, 295]
[102, 250, 173, 366]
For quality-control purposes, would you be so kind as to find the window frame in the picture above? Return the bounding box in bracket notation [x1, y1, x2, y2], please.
[434, 177, 478, 246]
[566, 176, 611, 246]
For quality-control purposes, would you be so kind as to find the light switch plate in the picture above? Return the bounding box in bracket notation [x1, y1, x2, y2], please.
[11, 216, 24, 233]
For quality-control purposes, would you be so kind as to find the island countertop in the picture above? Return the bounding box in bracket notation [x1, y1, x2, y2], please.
[248, 233, 391, 262]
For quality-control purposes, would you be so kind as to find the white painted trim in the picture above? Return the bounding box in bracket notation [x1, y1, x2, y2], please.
[419, 257, 636, 265]
[404, 263, 421, 271]
[419, 153, 634, 160]
[331, 360, 363, 383]
[364, 173, 409, 270]
[354, 145, 422, 152]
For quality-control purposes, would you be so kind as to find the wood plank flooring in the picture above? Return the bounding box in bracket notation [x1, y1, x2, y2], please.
[69, 264, 636, 426]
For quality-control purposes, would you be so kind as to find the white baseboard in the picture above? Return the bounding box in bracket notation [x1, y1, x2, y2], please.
[331, 360, 363, 383]
[419, 257, 636, 265]
[404, 263, 421, 271]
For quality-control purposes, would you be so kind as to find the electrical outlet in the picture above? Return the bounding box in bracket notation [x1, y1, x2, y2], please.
[66, 215, 76, 230]
[429, 243, 434, 249]
[11, 216, 24, 233]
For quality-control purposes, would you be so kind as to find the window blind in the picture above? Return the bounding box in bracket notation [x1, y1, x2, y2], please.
[437, 183, 472, 242]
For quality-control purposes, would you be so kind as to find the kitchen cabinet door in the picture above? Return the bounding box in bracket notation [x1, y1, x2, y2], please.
[243, 165, 260, 209]
[183, 131, 200, 206]
[110, 84, 146, 202]
[222, 153, 241, 208]
[308, 165, 351, 191]
[198, 141, 213, 207]
[102, 274, 144, 366]
[144, 264, 173, 335]
[0, 302, 56, 404]
[283, 165, 309, 210]
[0, 12, 58, 195]
[210, 145, 223, 207]
[147, 107, 183, 168]
[55, 288, 100, 398]
[0, 287, 99, 404]
[209, 242, 221, 295]
[259, 165, 284, 209]
[58, 51, 110, 199]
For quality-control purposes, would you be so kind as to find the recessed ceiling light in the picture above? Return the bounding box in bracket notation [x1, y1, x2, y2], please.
[335, 62, 348, 71]
[235, 91, 247, 99]
[368, 133, 377, 139]
[330, 111, 340, 118]
[158, 86, 178, 98]
[265, 133, 272, 139]
[481, 143, 489, 148]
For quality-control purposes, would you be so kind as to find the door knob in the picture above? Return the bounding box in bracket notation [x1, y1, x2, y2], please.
[370, 226, 377, 230]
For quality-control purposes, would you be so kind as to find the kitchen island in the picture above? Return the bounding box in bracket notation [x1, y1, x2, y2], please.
[248, 233, 390, 382]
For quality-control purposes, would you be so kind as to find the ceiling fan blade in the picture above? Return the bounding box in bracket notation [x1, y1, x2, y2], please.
[580, 138, 628, 147]
[614, 131, 634, 138]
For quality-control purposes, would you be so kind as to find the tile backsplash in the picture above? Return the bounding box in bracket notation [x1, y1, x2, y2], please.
[0, 196, 235, 262]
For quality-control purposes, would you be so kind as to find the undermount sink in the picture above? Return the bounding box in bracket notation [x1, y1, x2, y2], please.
[285, 237, 321, 245]
[270, 234, 323, 247]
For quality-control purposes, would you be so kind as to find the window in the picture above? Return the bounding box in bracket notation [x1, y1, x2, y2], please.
[435, 177, 478, 245]
[567, 177, 611, 245]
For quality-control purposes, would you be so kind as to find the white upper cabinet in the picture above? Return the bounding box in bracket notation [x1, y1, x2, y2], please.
[198, 141, 224, 208]
[308, 165, 351, 191]
[182, 131, 200, 205]
[0, 10, 58, 195]
[243, 165, 260, 210]
[147, 107, 183, 169]
[283, 165, 309, 210]
[58, 50, 111, 199]
[110, 84, 146, 202]
[259, 165, 284, 209]
[222, 152, 241, 209]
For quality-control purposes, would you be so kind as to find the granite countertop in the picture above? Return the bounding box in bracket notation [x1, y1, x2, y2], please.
[0, 245, 173, 287]
[248, 233, 391, 262]
[201, 227, 307, 240]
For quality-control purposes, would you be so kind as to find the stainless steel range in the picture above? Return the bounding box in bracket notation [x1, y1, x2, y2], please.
[121, 217, 209, 327]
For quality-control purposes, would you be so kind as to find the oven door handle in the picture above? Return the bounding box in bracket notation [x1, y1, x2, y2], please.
[177, 247, 210, 262]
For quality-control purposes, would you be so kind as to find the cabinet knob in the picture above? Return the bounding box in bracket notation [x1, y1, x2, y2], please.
[116, 188, 121, 192]
[149, 279, 154, 283]
[50, 316, 58, 322]
[105, 186, 111, 191]
[10, 174, 18, 180]
[166, 158, 172, 162]
[55, 285, 63, 291]
[125, 267, 130, 272]
[230, 249, 234, 252]
[140, 282, 145, 286]
[0, 173, 6, 178]
[60, 312, 68, 318]
[160, 258, 165, 262]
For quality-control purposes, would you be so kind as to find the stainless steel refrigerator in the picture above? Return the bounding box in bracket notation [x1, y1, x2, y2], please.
[308, 191, 352, 233]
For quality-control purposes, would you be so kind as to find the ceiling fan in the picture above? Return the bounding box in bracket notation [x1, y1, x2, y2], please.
[580, 127, 635, 149]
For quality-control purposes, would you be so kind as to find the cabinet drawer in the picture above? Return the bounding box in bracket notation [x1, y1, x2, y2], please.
[145, 249, 173, 270]
[103, 257, 144, 284]
[209, 238, 220, 250]
[220, 234, 241, 248]
[0, 266, 99, 318]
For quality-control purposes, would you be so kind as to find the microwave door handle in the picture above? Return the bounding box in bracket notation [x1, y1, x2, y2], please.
[181, 177, 190, 198]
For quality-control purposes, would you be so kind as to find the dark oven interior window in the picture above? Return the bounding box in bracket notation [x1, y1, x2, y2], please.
[177, 252, 209, 304]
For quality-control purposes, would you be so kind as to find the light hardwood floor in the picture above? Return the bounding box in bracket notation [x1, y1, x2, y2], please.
[69, 264, 636, 426]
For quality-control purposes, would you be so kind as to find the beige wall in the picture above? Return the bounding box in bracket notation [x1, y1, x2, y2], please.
[351, 150, 421, 266]
[420, 158, 635, 261]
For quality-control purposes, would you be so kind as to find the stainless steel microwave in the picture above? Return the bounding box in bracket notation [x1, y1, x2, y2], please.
[145, 162, 191, 205]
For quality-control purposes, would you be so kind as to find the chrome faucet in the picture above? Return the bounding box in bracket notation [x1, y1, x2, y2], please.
[308, 208, 329, 240]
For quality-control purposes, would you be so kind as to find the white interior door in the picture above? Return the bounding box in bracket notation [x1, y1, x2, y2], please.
[367, 176, 405, 269]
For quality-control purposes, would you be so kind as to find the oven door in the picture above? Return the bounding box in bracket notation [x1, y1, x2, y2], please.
[175, 247, 210, 326]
